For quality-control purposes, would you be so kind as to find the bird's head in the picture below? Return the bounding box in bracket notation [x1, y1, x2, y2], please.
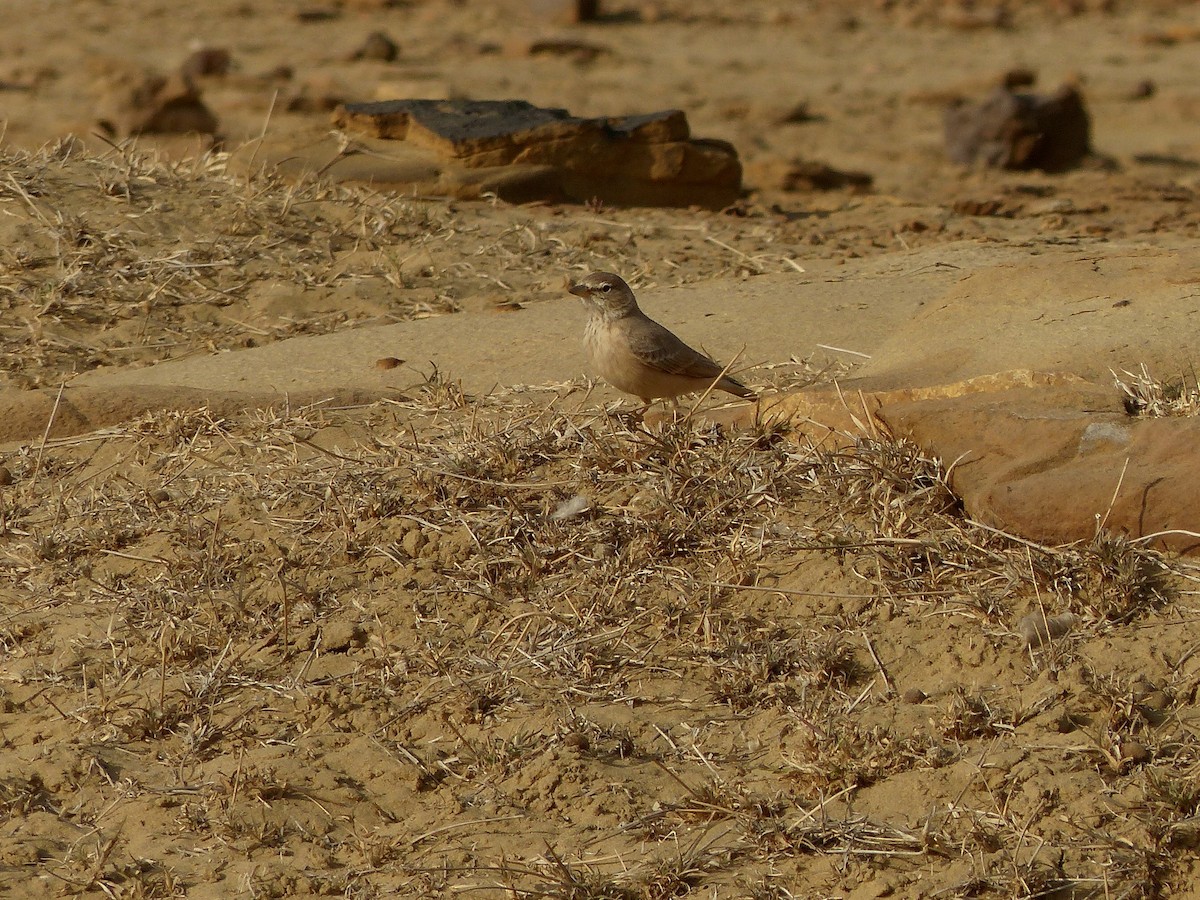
[568, 272, 640, 319]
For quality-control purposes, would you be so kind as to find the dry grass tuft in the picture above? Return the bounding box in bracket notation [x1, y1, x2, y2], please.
[1115, 364, 1200, 417]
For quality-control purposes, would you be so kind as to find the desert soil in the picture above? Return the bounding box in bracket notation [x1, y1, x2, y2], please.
[3, 1, 1200, 897]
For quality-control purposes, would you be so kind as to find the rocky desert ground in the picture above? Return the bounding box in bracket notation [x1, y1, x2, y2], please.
[4, 1, 1200, 897]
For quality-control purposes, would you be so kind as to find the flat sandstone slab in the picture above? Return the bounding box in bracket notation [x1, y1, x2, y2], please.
[5, 240, 1199, 550]
[328, 99, 741, 209]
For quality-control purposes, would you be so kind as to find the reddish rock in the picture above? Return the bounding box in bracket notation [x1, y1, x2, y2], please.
[877, 382, 1200, 553]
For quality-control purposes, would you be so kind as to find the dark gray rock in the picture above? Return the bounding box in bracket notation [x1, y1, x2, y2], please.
[944, 84, 1091, 172]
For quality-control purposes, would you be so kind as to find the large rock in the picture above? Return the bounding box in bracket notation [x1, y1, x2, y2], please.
[944, 84, 1092, 172]
[876, 381, 1200, 553]
[330, 99, 742, 208]
[717, 372, 1200, 554]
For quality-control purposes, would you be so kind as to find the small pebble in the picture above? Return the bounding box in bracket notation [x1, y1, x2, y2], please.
[351, 31, 399, 62]
[1120, 741, 1151, 766]
[376, 357, 404, 370]
[902, 687, 927, 705]
[0, 466, 12, 486]
[1139, 690, 1170, 712]
[181, 47, 232, 79]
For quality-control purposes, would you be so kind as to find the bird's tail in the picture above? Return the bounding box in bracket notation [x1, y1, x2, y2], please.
[720, 376, 757, 400]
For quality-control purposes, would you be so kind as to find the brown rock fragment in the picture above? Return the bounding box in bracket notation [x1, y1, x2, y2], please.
[747, 158, 872, 193]
[505, 38, 608, 62]
[940, 4, 1011, 29]
[350, 31, 400, 62]
[951, 197, 1013, 217]
[531, 0, 600, 24]
[944, 84, 1092, 172]
[1119, 741, 1151, 766]
[180, 47, 232, 80]
[331, 99, 740, 208]
[95, 69, 219, 137]
[286, 75, 351, 113]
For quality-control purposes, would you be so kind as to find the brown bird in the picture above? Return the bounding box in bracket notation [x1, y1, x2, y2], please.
[569, 272, 756, 406]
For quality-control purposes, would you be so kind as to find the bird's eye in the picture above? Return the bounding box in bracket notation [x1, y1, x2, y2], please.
[599, 284, 611, 293]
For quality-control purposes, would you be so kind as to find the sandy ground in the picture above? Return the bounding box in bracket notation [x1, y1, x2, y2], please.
[4, 1, 1200, 897]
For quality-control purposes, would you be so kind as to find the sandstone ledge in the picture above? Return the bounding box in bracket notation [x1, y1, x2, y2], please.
[330, 99, 742, 209]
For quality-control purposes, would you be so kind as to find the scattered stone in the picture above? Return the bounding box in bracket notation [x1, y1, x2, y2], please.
[1138, 690, 1170, 713]
[746, 158, 873, 193]
[180, 47, 232, 80]
[773, 101, 817, 124]
[531, 0, 600, 24]
[375, 357, 404, 370]
[263, 64, 295, 82]
[563, 732, 590, 752]
[505, 37, 608, 62]
[1138, 25, 1200, 46]
[944, 84, 1092, 172]
[1016, 611, 1080, 648]
[95, 69, 219, 138]
[296, 6, 341, 22]
[0, 63, 57, 92]
[0, 466, 12, 486]
[1119, 741, 1151, 766]
[1002, 67, 1037, 90]
[331, 99, 742, 208]
[902, 687, 928, 704]
[940, 4, 1010, 29]
[951, 197, 1013, 217]
[148, 488, 171, 505]
[285, 75, 350, 113]
[1125, 79, 1156, 101]
[350, 31, 399, 62]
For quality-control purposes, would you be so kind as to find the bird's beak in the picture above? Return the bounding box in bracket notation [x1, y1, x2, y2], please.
[568, 283, 589, 298]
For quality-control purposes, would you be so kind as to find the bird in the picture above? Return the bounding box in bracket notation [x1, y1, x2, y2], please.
[568, 272, 756, 407]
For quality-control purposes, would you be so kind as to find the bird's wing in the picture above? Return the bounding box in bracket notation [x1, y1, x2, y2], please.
[623, 315, 728, 380]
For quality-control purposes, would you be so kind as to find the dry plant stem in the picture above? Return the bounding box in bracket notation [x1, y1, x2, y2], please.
[29, 379, 66, 485]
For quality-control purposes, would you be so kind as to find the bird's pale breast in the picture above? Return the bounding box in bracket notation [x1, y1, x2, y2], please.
[584, 313, 718, 400]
